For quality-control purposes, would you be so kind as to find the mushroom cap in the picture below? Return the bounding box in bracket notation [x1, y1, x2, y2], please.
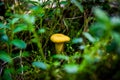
[50, 33, 70, 43]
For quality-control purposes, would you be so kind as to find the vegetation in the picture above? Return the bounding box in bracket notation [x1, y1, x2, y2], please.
[0, 0, 120, 80]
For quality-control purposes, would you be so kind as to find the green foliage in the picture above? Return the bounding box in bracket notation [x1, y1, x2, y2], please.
[0, 51, 12, 64]
[71, 0, 84, 13]
[32, 61, 47, 70]
[13, 24, 28, 33]
[0, 0, 120, 80]
[11, 39, 27, 49]
[63, 64, 79, 74]
[83, 32, 96, 43]
[53, 54, 69, 61]
[93, 7, 110, 23]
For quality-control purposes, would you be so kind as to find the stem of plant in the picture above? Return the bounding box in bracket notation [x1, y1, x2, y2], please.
[20, 50, 23, 75]
[31, 25, 46, 61]
[9, 24, 15, 55]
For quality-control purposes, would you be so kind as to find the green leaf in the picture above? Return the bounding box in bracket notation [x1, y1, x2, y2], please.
[72, 38, 83, 44]
[53, 54, 69, 61]
[83, 54, 94, 63]
[21, 51, 30, 57]
[111, 17, 120, 32]
[32, 61, 47, 70]
[71, 0, 84, 13]
[0, 34, 9, 42]
[11, 18, 19, 25]
[11, 39, 27, 49]
[53, 61, 61, 67]
[0, 28, 5, 34]
[38, 28, 46, 34]
[106, 41, 117, 53]
[112, 32, 120, 46]
[79, 45, 85, 50]
[93, 7, 109, 23]
[111, 17, 120, 26]
[71, 52, 81, 59]
[0, 23, 8, 28]
[83, 32, 96, 43]
[31, 6, 45, 17]
[60, 1, 68, 5]
[13, 24, 28, 33]
[3, 68, 14, 80]
[22, 14, 35, 24]
[63, 64, 79, 74]
[31, 38, 37, 43]
[89, 22, 107, 38]
[0, 51, 12, 64]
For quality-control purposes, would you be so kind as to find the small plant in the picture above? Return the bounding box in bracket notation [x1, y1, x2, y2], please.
[0, 0, 120, 80]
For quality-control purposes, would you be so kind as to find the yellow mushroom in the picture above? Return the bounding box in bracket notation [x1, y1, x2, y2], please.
[50, 33, 70, 53]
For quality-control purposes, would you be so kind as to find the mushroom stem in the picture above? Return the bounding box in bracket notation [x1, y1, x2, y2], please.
[55, 43, 64, 53]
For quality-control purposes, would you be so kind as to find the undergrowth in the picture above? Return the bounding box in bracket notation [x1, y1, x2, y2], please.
[0, 0, 120, 80]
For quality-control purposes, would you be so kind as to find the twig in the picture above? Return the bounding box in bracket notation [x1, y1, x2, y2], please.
[65, 16, 82, 20]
